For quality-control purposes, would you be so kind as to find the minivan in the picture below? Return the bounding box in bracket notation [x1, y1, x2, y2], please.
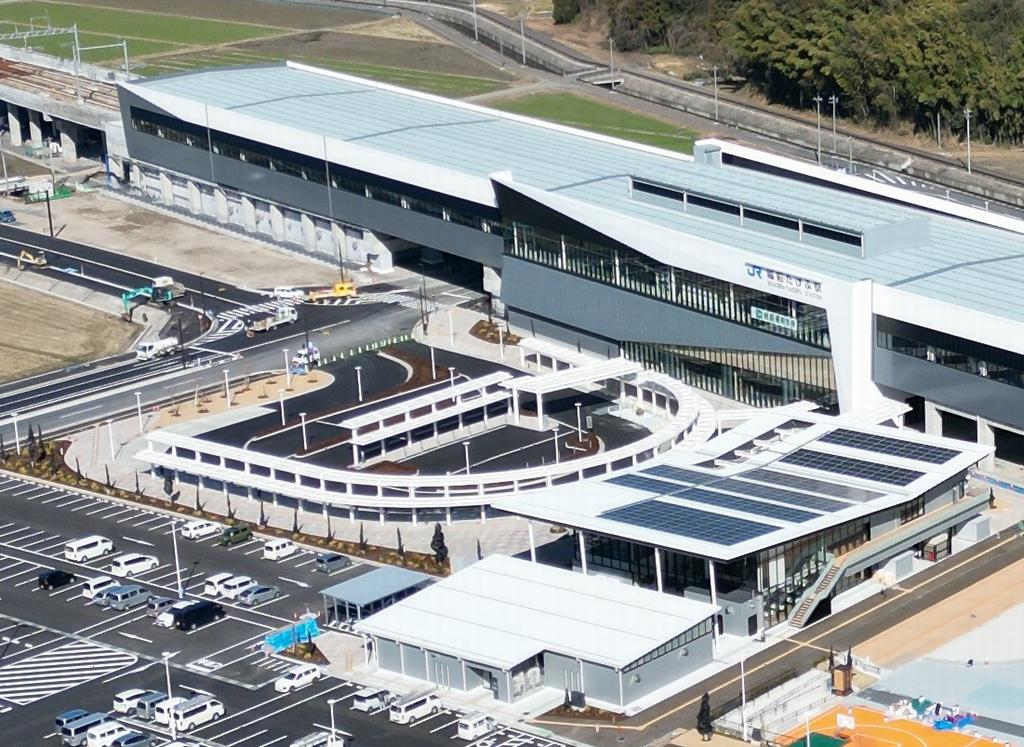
[218, 525, 251, 546]
[133, 692, 168, 720]
[60, 712, 112, 746]
[83, 576, 118, 601]
[108, 585, 151, 611]
[156, 600, 194, 628]
[351, 687, 393, 713]
[314, 553, 351, 574]
[85, 720, 131, 747]
[203, 572, 235, 597]
[153, 697, 186, 726]
[456, 712, 496, 740]
[146, 596, 177, 618]
[109, 553, 158, 578]
[220, 576, 257, 599]
[174, 600, 225, 631]
[65, 536, 113, 562]
[172, 695, 224, 731]
[388, 691, 441, 725]
[263, 538, 297, 561]
[54, 709, 89, 731]
[112, 689, 154, 714]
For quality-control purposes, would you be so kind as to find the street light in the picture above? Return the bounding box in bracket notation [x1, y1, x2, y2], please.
[553, 425, 560, 464]
[299, 412, 308, 451]
[471, 0, 478, 41]
[812, 94, 823, 165]
[134, 391, 143, 434]
[11, 412, 20, 454]
[327, 697, 343, 742]
[448, 366, 456, 387]
[448, 307, 455, 347]
[283, 348, 291, 389]
[712, 65, 719, 121]
[964, 106, 973, 174]
[519, 14, 527, 65]
[574, 402, 583, 441]
[463, 441, 471, 475]
[278, 388, 286, 426]
[170, 520, 183, 598]
[828, 94, 839, 153]
[222, 369, 231, 407]
[354, 366, 363, 402]
[163, 651, 177, 740]
[106, 418, 115, 460]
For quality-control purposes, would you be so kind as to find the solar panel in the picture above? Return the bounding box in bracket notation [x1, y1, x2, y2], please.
[818, 428, 959, 465]
[601, 500, 776, 545]
[714, 478, 851, 513]
[608, 474, 818, 523]
[742, 469, 884, 503]
[780, 449, 923, 486]
[642, 465, 715, 485]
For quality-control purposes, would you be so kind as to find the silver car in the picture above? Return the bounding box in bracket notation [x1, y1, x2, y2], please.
[238, 584, 281, 607]
[93, 585, 125, 607]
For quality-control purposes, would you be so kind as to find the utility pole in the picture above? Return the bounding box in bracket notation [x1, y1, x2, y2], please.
[176, 317, 186, 369]
[937, 111, 942, 148]
[519, 15, 526, 66]
[71, 23, 81, 101]
[963, 107, 973, 174]
[712, 65, 719, 122]
[828, 94, 839, 152]
[44, 190, 53, 237]
[472, 0, 478, 41]
[813, 94, 823, 165]
[609, 37, 613, 75]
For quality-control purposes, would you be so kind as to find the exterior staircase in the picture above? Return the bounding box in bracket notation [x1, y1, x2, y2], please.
[789, 558, 843, 627]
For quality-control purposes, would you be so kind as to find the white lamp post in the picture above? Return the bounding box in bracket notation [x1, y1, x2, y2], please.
[284, 348, 291, 388]
[170, 520, 183, 598]
[553, 425, 560, 464]
[354, 366, 363, 402]
[106, 418, 115, 460]
[463, 441, 471, 475]
[222, 369, 230, 407]
[11, 412, 20, 454]
[163, 651, 177, 740]
[328, 697, 343, 742]
[299, 412, 308, 451]
[964, 106, 973, 174]
[134, 391, 143, 434]
[278, 388, 286, 426]
[448, 366, 456, 387]
[574, 402, 583, 440]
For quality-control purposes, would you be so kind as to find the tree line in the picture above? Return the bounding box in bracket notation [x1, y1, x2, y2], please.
[553, 0, 1024, 144]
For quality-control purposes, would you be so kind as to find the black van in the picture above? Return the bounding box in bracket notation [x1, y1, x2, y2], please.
[173, 600, 226, 631]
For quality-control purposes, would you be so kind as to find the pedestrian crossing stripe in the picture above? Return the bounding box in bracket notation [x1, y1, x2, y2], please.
[0, 640, 136, 705]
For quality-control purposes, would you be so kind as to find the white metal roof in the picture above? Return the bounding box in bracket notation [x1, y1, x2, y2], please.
[493, 407, 991, 561]
[354, 554, 717, 670]
[500, 357, 641, 395]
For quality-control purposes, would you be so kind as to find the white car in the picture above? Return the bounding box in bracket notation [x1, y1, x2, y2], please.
[274, 664, 322, 693]
[179, 520, 221, 540]
[203, 573, 237, 597]
[154, 696, 187, 725]
[220, 576, 257, 600]
[112, 688, 152, 714]
[109, 553, 159, 578]
[272, 286, 305, 300]
[155, 600, 194, 628]
[83, 575, 118, 600]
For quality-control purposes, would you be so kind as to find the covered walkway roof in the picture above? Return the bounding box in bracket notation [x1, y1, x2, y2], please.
[320, 566, 434, 608]
[500, 357, 641, 396]
[355, 554, 717, 671]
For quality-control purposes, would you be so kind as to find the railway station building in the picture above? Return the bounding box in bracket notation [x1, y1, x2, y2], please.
[115, 61, 1024, 465]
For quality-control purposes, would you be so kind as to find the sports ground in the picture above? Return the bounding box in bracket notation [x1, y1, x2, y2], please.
[782, 706, 1003, 747]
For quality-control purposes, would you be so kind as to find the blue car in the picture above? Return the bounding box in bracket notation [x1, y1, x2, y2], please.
[0, 209, 15, 223]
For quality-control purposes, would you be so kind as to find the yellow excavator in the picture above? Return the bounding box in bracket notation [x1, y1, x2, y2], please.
[16, 249, 47, 270]
[306, 280, 358, 303]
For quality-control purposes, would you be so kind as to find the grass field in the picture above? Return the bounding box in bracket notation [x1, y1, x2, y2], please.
[490, 92, 699, 153]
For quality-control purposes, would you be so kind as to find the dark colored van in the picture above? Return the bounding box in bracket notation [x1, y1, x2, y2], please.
[218, 525, 252, 546]
[173, 600, 225, 631]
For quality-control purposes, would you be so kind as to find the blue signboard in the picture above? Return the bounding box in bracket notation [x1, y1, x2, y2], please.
[264, 617, 320, 653]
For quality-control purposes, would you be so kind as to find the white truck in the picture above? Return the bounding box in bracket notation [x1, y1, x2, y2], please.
[135, 336, 180, 361]
[151, 276, 187, 304]
[246, 305, 297, 335]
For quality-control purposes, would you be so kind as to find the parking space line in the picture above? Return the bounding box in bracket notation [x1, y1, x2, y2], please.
[9, 486, 44, 497]
[226, 728, 269, 745]
[253, 593, 289, 610]
[70, 500, 99, 512]
[292, 558, 315, 569]
[431, 715, 460, 733]
[19, 534, 62, 549]
[0, 527, 35, 541]
[226, 539, 258, 552]
[147, 520, 175, 532]
[41, 494, 74, 505]
[0, 566, 41, 582]
[413, 709, 451, 727]
[243, 546, 263, 556]
[131, 516, 164, 528]
[14, 575, 41, 588]
[50, 582, 85, 597]
[38, 540, 68, 553]
[199, 680, 350, 739]
[6, 530, 44, 545]
[84, 503, 116, 516]
[50, 497, 92, 509]
[255, 737, 288, 747]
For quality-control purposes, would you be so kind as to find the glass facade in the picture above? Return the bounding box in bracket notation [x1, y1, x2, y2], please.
[622, 619, 714, 672]
[877, 316, 1024, 390]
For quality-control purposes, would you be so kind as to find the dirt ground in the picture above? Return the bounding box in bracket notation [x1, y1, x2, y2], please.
[0, 281, 138, 382]
[856, 553, 1024, 669]
[57, 0, 379, 29]
[236, 26, 516, 79]
[0, 191, 340, 290]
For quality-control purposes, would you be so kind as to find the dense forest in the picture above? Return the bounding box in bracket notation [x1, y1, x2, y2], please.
[553, 0, 1024, 143]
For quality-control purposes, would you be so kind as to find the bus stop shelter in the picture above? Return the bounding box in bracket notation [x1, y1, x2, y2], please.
[320, 566, 435, 625]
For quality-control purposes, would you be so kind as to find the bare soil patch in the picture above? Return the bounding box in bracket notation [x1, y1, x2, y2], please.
[56, 0, 379, 29]
[236, 29, 514, 79]
[341, 16, 449, 44]
[0, 282, 138, 382]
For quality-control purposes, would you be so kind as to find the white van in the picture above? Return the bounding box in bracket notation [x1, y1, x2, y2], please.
[65, 536, 113, 562]
[388, 691, 441, 725]
[203, 572, 235, 597]
[85, 721, 131, 747]
[153, 696, 186, 725]
[351, 687, 393, 713]
[220, 576, 257, 599]
[112, 688, 153, 714]
[172, 696, 224, 731]
[108, 553, 159, 578]
[263, 539, 297, 562]
[83, 576, 118, 600]
[456, 712, 496, 740]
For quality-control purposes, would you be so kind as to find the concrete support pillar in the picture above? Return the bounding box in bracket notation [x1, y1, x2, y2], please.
[924, 401, 942, 436]
[213, 187, 229, 223]
[654, 547, 663, 593]
[350, 443, 359, 467]
[479, 505, 486, 524]
[528, 522, 536, 562]
[978, 418, 996, 470]
[578, 531, 588, 575]
[708, 560, 719, 651]
[27, 109, 43, 147]
[348, 507, 355, 523]
[512, 390, 521, 425]
[378, 508, 385, 525]
[158, 172, 173, 205]
[300, 213, 316, 252]
[411, 508, 418, 526]
[187, 181, 202, 215]
[269, 203, 285, 241]
[536, 392, 545, 429]
[241, 195, 257, 231]
[58, 121, 79, 162]
[445, 507, 452, 526]
[7, 104, 23, 146]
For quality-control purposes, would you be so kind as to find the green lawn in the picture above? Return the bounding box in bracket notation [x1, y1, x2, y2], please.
[490, 92, 698, 153]
[18, 30, 177, 61]
[0, 1, 283, 45]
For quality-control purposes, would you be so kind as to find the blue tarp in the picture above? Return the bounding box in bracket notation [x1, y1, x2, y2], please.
[265, 617, 319, 652]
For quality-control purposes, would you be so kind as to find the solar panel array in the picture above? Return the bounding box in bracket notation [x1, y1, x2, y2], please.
[607, 474, 819, 523]
[780, 449, 923, 486]
[643, 464, 714, 485]
[601, 500, 776, 545]
[741, 469, 884, 503]
[714, 478, 850, 513]
[818, 428, 959, 465]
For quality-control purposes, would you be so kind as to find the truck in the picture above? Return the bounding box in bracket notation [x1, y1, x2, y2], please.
[151, 276, 186, 303]
[291, 343, 321, 373]
[306, 281, 357, 303]
[246, 305, 297, 335]
[135, 337, 180, 361]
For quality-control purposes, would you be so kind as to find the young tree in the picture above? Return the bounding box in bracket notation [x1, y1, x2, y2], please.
[697, 692, 713, 741]
[430, 523, 449, 564]
[359, 522, 367, 552]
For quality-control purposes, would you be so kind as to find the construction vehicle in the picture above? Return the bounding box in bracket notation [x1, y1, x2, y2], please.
[306, 280, 357, 303]
[16, 249, 46, 270]
[135, 336, 180, 361]
[246, 305, 298, 336]
[291, 342, 321, 373]
[151, 275, 186, 303]
[121, 286, 154, 318]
